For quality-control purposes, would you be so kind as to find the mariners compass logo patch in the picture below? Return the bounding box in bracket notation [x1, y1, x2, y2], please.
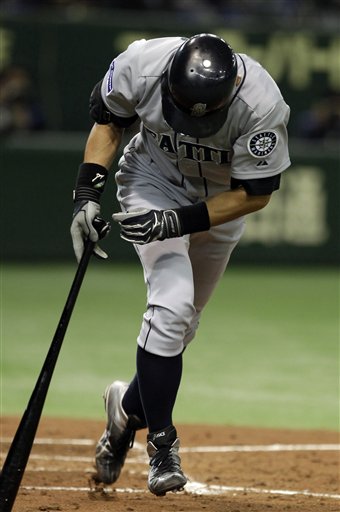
[247, 131, 278, 158]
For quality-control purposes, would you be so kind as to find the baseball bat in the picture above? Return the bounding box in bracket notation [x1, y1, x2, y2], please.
[0, 239, 95, 512]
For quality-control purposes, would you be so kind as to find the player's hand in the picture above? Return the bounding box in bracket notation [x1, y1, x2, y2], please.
[71, 200, 111, 262]
[113, 208, 182, 244]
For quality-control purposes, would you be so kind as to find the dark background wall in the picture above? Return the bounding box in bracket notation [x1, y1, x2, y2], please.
[1, 7, 339, 264]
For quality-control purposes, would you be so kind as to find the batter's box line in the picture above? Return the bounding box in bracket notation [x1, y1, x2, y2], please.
[180, 443, 340, 453]
[19, 483, 340, 500]
[1, 442, 339, 468]
[1, 438, 339, 452]
[186, 481, 340, 500]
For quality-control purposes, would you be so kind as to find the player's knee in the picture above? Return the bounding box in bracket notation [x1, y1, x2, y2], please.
[139, 298, 196, 356]
[159, 297, 196, 345]
[183, 310, 201, 348]
[168, 297, 196, 337]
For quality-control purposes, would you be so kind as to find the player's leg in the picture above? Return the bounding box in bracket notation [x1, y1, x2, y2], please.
[184, 218, 245, 347]
[131, 236, 193, 494]
[128, 221, 244, 494]
[96, 157, 194, 492]
[96, 235, 192, 492]
[123, 234, 195, 430]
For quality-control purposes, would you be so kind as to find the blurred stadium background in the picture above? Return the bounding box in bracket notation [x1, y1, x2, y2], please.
[0, 0, 339, 431]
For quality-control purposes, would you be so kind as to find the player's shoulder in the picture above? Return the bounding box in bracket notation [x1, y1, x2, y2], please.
[235, 53, 286, 115]
[121, 36, 184, 76]
[124, 36, 185, 59]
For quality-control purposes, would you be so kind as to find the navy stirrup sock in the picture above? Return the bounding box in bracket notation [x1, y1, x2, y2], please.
[122, 374, 146, 425]
[122, 347, 183, 433]
[138, 346, 183, 432]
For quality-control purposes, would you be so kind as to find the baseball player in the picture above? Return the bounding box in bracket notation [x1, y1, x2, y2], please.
[70, 33, 290, 496]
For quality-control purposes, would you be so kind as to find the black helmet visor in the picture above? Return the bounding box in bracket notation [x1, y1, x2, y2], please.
[161, 72, 231, 138]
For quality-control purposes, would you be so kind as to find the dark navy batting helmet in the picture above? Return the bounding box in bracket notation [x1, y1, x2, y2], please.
[162, 33, 238, 138]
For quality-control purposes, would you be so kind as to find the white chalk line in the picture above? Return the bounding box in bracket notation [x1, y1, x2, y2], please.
[181, 443, 340, 453]
[1, 437, 95, 446]
[186, 482, 340, 499]
[1, 441, 339, 466]
[2, 438, 339, 501]
[0, 453, 146, 464]
[2, 443, 339, 465]
[26, 466, 95, 473]
[2, 437, 339, 452]
[19, 483, 340, 500]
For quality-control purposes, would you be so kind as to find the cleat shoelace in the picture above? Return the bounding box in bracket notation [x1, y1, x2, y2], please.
[150, 446, 181, 472]
[109, 427, 135, 459]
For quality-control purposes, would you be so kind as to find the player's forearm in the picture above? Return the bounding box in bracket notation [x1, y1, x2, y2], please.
[206, 188, 271, 226]
[72, 122, 123, 208]
[84, 122, 124, 170]
[112, 188, 272, 244]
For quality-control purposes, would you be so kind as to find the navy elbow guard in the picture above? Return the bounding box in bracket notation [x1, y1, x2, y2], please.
[89, 80, 113, 125]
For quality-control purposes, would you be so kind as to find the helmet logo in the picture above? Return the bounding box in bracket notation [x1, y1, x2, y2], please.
[190, 103, 207, 117]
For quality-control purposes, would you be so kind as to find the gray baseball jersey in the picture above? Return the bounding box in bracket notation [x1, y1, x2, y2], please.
[101, 36, 291, 201]
[98, 37, 291, 357]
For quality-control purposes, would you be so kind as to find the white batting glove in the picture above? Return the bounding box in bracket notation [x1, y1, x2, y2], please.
[70, 200, 110, 262]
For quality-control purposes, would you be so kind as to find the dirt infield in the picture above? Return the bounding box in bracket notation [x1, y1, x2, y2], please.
[1, 416, 339, 512]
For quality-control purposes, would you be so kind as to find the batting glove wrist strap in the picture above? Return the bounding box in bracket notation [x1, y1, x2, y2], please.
[73, 162, 108, 203]
[176, 202, 210, 235]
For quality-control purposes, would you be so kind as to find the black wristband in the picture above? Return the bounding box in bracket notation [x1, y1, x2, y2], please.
[73, 162, 108, 203]
[175, 202, 210, 235]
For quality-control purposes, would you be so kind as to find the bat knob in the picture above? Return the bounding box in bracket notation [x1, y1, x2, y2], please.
[93, 216, 111, 240]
